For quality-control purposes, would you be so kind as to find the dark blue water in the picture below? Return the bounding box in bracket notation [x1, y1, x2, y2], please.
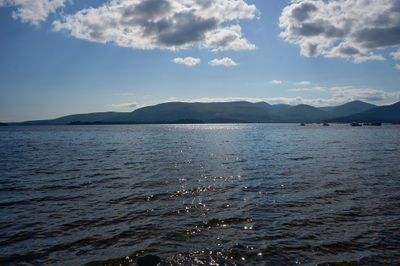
[1, 124, 400, 265]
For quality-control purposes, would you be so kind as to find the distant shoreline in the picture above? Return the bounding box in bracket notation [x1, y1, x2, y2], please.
[4, 122, 399, 126]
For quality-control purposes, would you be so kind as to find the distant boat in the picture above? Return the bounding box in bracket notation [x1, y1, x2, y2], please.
[300, 123, 306, 126]
[362, 122, 382, 126]
[370, 122, 382, 126]
[323, 123, 330, 126]
[351, 122, 362, 127]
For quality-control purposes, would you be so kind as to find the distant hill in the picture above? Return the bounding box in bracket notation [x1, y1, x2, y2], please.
[108, 102, 276, 123]
[10, 100, 397, 125]
[328, 101, 400, 122]
[319, 106, 335, 113]
[325, 101, 376, 117]
[273, 104, 331, 122]
[107, 102, 332, 123]
[269, 104, 292, 113]
[254, 101, 272, 110]
[19, 112, 126, 125]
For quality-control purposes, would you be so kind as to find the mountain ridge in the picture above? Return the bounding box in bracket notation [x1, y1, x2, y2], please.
[9, 100, 399, 125]
[321, 100, 377, 117]
[328, 101, 400, 123]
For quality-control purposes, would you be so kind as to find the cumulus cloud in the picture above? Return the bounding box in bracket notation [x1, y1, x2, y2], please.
[109, 102, 138, 108]
[0, 0, 67, 25]
[395, 64, 400, 70]
[330, 86, 400, 103]
[53, 0, 257, 51]
[392, 49, 400, 60]
[289, 86, 325, 92]
[203, 25, 256, 51]
[173, 57, 200, 66]
[279, 0, 400, 62]
[270, 80, 282, 84]
[209, 57, 238, 66]
[167, 96, 346, 107]
[168, 86, 400, 107]
[294, 81, 311, 85]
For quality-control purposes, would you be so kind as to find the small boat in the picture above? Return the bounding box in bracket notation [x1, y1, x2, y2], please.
[323, 123, 330, 126]
[300, 123, 306, 126]
[351, 122, 362, 127]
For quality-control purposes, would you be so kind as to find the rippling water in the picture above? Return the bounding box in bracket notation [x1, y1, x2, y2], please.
[1, 124, 400, 265]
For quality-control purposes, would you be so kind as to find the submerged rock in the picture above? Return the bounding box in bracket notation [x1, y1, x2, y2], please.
[137, 255, 161, 266]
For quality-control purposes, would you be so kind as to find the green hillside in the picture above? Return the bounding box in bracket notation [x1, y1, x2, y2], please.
[273, 104, 332, 122]
[329, 101, 400, 122]
[328, 101, 376, 117]
[105, 102, 331, 123]
[110, 102, 275, 123]
[11, 100, 397, 125]
[18, 112, 126, 125]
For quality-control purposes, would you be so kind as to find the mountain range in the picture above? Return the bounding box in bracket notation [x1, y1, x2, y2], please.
[6, 100, 400, 125]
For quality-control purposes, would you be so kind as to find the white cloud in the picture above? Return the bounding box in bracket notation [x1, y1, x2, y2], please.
[392, 49, 400, 60]
[279, 0, 400, 62]
[270, 80, 282, 84]
[203, 25, 256, 51]
[53, 0, 257, 51]
[330, 86, 400, 103]
[0, 0, 67, 25]
[289, 86, 325, 92]
[173, 57, 200, 66]
[395, 64, 400, 70]
[209, 57, 238, 67]
[294, 81, 310, 85]
[164, 86, 400, 107]
[166, 96, 341, 106]
[109, 102, 138, 108]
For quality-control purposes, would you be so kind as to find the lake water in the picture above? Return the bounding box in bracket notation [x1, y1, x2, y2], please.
[0, 124, 400, 265]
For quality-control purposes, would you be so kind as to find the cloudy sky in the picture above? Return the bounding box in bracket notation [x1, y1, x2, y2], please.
[1, 0, 400, 122]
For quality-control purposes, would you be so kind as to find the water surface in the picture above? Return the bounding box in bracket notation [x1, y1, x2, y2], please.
[1, 124, 399, 265]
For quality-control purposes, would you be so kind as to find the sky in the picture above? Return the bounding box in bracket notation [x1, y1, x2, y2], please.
[0, 0, 400, 122]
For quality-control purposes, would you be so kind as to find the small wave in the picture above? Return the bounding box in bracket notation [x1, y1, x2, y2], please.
[288, 156, 314, 161]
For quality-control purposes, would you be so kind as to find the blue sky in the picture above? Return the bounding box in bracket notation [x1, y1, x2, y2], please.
[0, 0, 399, 122]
